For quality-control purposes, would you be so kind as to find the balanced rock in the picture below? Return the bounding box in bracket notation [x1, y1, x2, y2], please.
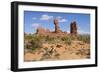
[54, 19, 62, 33]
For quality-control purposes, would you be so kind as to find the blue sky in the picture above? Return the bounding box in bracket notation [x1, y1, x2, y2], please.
[24, 11, 90, 34]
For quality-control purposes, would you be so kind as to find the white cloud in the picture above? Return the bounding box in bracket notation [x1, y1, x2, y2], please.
[78, 30, 90, 34]
[32, 17, 37, 20]
[40, 14, 53, 20]
[32, 23, 41, 29]
[56, 16, 62, 19]
[59, 19, 67, 22]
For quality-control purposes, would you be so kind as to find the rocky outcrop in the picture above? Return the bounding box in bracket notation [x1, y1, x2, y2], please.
[36, 27, 50, 35]
[70, 21, 77, 35]
[36, 19, 78, 36]
[54, 19, 62, 33]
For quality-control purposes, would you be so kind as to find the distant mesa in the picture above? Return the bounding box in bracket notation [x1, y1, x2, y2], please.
[36, 19, 78, 36]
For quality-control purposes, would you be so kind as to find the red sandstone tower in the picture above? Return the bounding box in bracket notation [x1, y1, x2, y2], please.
[70, 21, 77, 35]
[54, 19, 62, 33]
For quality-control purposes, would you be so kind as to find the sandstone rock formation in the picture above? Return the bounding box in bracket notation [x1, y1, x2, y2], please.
[36, 27, 50, 35]
[70, 21, 77, 35]
[54, 19, 62, 33]
[36, 19, 78, 36]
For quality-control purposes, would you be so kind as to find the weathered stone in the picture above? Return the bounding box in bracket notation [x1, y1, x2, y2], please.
[70, 21, 77, 35]
[56, 44, 62, 48]
[54, 19, 62, 33]
[36, 27, 50, 35]
[36, 19, 68, 37]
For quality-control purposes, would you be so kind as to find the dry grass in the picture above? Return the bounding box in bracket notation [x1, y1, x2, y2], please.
[24, 34, 90, 62]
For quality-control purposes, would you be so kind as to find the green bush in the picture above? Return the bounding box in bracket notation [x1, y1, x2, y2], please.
[24, 34, 33, 40]
[45, 35, 59, 44]
[25, 35, 43, 51]
[77, 35, 90, 43]
[61, 36, 72, 45]
[31, 40, 42, 50]
[61, 36, 67, 41]
[66, 37, 72, 45]
[45, 35, 54, 41]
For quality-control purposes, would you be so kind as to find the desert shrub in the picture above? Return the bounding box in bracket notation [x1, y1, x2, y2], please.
[77, 35, 90, 43]
[66, 37, 72, 45]
[40, 47, 53, 60]
[45, 35, 58, 44]
[40, 47, 60, 60]
[25, 39, 42, 51]
[24, 34, 44, 51]
[70, 35, 77, 40]
[45, 35, 67, 44]
[44, 47, 54, 55]
[61, 36, 67, 41]
[32, 35, 42, 41]
[61, 36, 72, 45]
[31, 40, 42, 50]
[45, 35, 54, 41]
[24, 34, 33, 40]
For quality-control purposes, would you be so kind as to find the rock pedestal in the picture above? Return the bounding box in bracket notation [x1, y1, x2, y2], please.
[36, 19, 73, 36]
[54, 19, 62, 33]
[70, 21, 77, 35]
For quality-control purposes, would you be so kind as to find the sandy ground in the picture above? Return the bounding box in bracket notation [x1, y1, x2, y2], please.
[24, 40, 90, 62]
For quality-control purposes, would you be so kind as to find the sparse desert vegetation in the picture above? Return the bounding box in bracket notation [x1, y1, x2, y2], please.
[24, 18, 90, 62]
[24, 11, 91, 62]
[24, 34, 90, 61]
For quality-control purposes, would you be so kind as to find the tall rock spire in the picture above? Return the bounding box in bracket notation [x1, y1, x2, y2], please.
[54, 19, 62, 33]
[70, 21, 77, 35]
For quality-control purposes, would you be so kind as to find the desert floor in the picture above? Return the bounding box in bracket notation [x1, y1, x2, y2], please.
[24, 40, 90, 62]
